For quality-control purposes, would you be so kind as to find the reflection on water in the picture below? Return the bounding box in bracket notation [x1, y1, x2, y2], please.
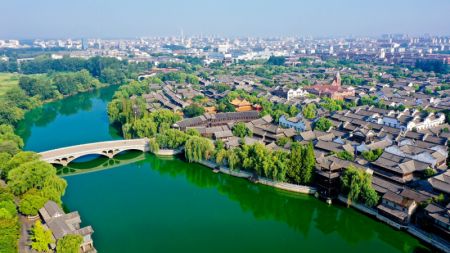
[16, 85, 121, 152]
[16, 90, 96, 141]
[56, 151, 146, 176]
[148, 157, 430, 252]
[64, 154, 430, 253]
[17, 85, 431, 253]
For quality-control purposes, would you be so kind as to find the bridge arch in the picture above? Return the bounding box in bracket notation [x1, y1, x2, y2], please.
[113, 148, 146, 156]
[39, 139, 149, 166]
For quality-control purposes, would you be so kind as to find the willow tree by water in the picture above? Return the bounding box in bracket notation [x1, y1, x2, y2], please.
[341, 166, 379, 207]
[148, 138, 159, 153]
[184, 136, 214, 163]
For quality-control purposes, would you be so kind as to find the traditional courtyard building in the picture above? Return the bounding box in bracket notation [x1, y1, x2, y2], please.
[422, 203, 450, 238]
[428, 171, 450, 195]
[271, 87, 309, 101]
[371, 152, 431, 184]
[305, 72, 355, 100]
[39, 201, 95, 252]
[245, 115, 296, 143]
[278, 113, 311, 132]
[314, 155, 371, 198]
[173, 111, 260, 130]
[230, 98, 253, 112]
[377, 191, 418, 225]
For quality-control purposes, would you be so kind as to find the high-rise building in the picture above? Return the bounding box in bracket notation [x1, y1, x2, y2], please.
[82, 38, 89, 50]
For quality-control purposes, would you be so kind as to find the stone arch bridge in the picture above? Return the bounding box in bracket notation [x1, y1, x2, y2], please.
[39, 139, 150, 166]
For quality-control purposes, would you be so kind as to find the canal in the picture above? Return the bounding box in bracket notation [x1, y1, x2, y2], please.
[16, 86, 432, 253]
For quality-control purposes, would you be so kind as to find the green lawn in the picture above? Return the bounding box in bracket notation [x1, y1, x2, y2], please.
[0, 73, 20, 98]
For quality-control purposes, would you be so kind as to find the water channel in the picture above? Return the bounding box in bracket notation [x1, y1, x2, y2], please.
[16, 86, 431, 253]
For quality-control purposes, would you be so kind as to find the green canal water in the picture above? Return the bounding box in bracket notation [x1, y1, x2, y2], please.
[16, 86, 432, 253]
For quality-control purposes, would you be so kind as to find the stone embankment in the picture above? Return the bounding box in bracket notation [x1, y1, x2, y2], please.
[197, 160, 317, 195]
[337, 195, 450, 252]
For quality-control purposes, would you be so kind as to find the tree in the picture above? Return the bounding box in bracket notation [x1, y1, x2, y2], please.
[3, 87, 34, 110]
[156, 129, 187, 149]
[186, 128, 200, 136]
[287, 143, 303, 184]
[0, 141, 21, 156]
[30, 220, 54, 252]
[0, 101, 25, 125]
[0, 152, 12, 174]
[423, 168, 436, 178]
[0, 194, 20, 252]
[227, 149, 240, 171]
[184, 136, 214, 162]
[40, 175, 67, 204]
[129, 117, 158, 138]
[271, 109, 289, 123]
[341, 166, 379, 207]
[19, 191, 47, 216]
[215, 149, 228, 165]
[0, 200, 17, 218]
[362, 149, 383, 162]
[337, 151, 354, 161]
[301, 142, 315, 184]
[2, 151, 39, 179]
[52, 73, 78, 95]
[217, 100, 235, 112]
[232, 122, 252, 138]
[0, 125, 23, 150]
[56, 234, 83, 253]
[215, 140, 225, 151]
[288, 105, 299, 117]
[314, 117, 332, 131]
[183, 104, 205, 118]
[320, 98, 344, 112]
[360, 182, 379, 207]
[6, 154, 66, 206]
[18, 75, 57, 100]
[150, 109, 181, 130]
[415, 59, 449, 74]
[108, 101, 181, 137]
[271, 150, 289, 181]
[100, 68, 127, 85]
[276, 137, 290, 147]
[432, 193, 445, 204]
[267, 56, 286, 66]
[302, 104, 316, 119]
[7, 160, 56, 196]
[148, 138, 160, 153]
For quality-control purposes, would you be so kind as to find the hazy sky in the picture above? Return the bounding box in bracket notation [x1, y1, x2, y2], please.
[1, 0, 449, 39]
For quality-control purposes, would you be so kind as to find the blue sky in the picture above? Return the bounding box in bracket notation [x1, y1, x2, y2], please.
[1, 0, 449, 38]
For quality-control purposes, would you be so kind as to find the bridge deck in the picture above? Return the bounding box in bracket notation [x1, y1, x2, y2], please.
[39, 139, 149, 160]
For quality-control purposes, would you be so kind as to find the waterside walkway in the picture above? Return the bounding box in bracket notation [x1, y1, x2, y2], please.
[197, 160, 317, 195]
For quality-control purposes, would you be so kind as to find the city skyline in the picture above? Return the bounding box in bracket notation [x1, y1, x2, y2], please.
[2, 0, 450, 39]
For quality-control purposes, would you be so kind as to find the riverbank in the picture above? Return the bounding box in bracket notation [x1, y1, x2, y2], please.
[201, 155, 448, 252]
[197, 160, 317, 195]
[167, 150, 448, 252]
[8, 85, 121, 253]
[41, 141, 316, 196]
[18, 86, 433, 253]
[60, 152, 431, 253]
[154, 148, 183, 156]
[38, 139, 445, 252]
[337, 195, 450, 252]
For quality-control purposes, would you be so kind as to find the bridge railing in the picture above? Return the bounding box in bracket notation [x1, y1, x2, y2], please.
[39, 138, 149, 159]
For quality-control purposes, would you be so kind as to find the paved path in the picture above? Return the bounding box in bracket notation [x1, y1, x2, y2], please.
[18, 215, 38, 253]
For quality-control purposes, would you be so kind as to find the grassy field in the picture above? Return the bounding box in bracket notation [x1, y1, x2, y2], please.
[0, 73, 20, 98]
